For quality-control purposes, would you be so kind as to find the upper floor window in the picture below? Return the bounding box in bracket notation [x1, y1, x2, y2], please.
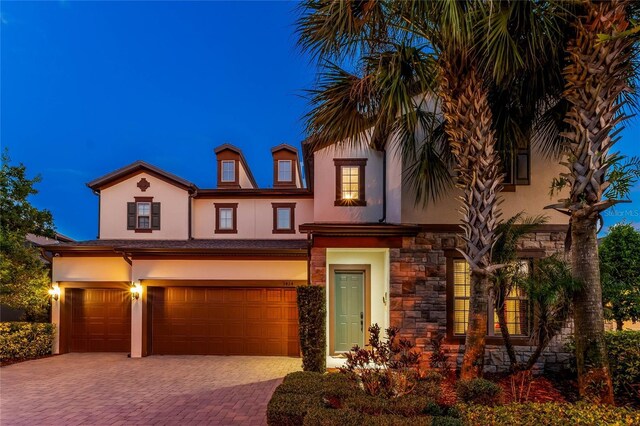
[214, 203, 238, 234]
[334, 158, 367, 206]
[501, 145, 530, 189]
[127, 198, 160, 232]
[137, 202, 151, 229]
[221, 160, 236, 183]
[278, 160, 292, 182]
[449, 258, 530, 338]
[272, 203, 295, 234]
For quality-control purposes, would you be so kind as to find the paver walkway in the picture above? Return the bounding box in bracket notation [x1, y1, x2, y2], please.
[0, 353, 300, 425]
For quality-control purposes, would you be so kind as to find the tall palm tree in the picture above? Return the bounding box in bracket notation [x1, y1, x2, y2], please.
[297, 0, 565, 379]
[545, 0, 639, 403]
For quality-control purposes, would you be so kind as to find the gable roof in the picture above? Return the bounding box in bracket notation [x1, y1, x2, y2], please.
[213, 143, 258, 188]
[86, 161, 197, 192]
[271, 143, 299, 155]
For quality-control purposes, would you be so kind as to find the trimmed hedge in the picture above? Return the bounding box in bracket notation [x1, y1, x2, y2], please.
[0, 322, 54, 362]
[297, 286, 326, 372]
[460, 402, 640, 425]
[268, 372, 461, 426]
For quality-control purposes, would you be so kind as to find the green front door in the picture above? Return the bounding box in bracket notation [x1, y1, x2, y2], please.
[334, 272, 364, 352]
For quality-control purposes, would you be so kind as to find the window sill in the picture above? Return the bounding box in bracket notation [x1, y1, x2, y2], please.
[273, 229, 296, 234]
[334, 199, 366, 207]
[446, 335, 531, 345]
[134, 229, 153, 233]
[215, 229, 238, 234]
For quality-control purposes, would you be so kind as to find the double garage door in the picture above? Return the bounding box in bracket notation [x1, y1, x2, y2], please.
[69, 286, 299, 357]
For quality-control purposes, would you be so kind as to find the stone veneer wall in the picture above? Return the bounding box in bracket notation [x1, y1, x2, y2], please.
[310, 229, 572, 374]
[388, 230, 572, 373]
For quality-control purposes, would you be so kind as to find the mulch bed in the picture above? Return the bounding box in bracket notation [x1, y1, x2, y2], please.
[497, 375, 569, 404]
[1, 354, 58, 367]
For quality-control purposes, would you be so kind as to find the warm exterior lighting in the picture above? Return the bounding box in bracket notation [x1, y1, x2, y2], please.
[130, 283, 142, 300]
[48, 285, 60, 301]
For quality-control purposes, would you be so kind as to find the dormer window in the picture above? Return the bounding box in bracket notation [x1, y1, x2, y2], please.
[334, 159, 367, 206]
[278, 160, 292, 182]
[221, 160, 235, 182]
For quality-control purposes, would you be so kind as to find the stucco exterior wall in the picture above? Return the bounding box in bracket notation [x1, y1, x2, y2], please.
[132, 259, 307, 281]
[313, 146, 384, 223]
[192, 198, 312, 239]
[401, 148, 570, 225]
[52, 257, 131, 282]
[99, 172, 190, 239]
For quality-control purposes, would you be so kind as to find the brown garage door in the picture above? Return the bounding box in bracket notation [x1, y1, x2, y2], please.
[149, 287, 299, 356]
[69, 288, 131, 352]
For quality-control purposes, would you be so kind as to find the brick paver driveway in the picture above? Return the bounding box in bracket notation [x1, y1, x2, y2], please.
[0, 353, 300, 425]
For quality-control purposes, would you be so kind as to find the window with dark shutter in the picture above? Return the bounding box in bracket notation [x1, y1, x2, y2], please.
[151, 202, 161, 230]
[127, 202, 136, 230]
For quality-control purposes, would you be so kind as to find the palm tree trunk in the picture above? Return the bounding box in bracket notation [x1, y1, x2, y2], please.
[571, 213, 614, 403]
[560, 0, 632, 403]
[616, 319, 623, 331]
[439, 62, 503, 380]
[496, 298, 519, 370]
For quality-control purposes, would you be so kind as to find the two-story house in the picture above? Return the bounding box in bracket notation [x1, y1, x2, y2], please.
[45, 140, 570, 372]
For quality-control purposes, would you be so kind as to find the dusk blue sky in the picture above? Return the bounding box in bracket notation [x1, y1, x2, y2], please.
[2, 1, 639, 240]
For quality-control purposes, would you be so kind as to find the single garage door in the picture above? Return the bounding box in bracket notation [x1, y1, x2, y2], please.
[149, 286, 299, 356]
[69, 288, 131, 352]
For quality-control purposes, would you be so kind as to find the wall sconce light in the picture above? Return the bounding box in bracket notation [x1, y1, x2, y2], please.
[48, 285, 61, 301]
[130, 282, 142, 301]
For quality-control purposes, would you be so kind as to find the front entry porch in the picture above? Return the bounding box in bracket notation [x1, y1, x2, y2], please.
[324, 249, 389, 368]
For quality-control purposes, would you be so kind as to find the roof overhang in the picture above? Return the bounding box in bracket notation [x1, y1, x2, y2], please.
[298, 223, 421, 237]
[87, 161, 196, 192]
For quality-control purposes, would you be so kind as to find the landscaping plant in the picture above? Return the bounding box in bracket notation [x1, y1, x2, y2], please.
[297, 285, 326, 372]
[0, 322, 55, 363]
[340, 324, 420, 398]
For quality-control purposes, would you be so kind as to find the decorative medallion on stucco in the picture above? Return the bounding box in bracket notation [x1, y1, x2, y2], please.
[137, 178, 150, 192]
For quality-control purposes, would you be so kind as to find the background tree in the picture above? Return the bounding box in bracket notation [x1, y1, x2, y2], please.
[0, 150, 55, 321]
[599, 223, 640, 330]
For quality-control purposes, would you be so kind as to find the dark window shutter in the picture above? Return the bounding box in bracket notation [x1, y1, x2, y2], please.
[127, 203, 136, 230]
[151, 202, 161, 230]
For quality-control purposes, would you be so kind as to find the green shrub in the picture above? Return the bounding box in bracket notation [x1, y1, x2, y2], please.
[267, 393, 320, 426]
[415, 380, 442, 400]
[276, 372, 326, 395]
[459, 402, 640, 425]
[303, 407, 436, 426]
[303, 407, 364, 426]
[0, 322, 54, 362]
[567, 330, 640, 402]
[431, 416, 464, 426]
[456, 378, 502, 406]
[604, 330, 640, 401]
[297, 286, 326, 372]
[322, 372, 359, 401]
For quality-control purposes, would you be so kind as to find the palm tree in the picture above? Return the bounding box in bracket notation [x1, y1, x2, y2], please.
[544, 0, 639, 403]
[297, 0, 566, 379]
[491, 214, 579, 372]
